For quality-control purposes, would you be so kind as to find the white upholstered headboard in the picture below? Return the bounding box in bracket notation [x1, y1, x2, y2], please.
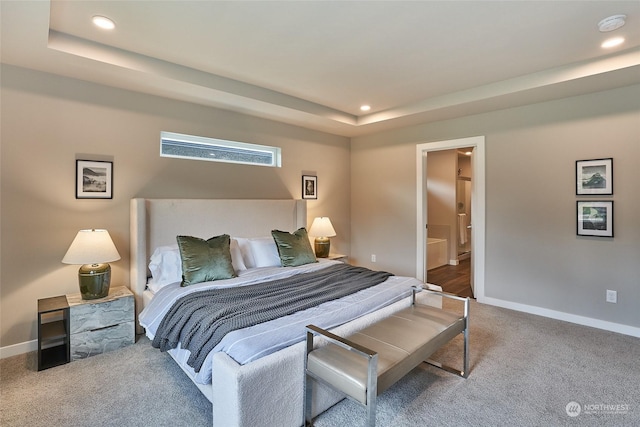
[129, 198, 307, 331]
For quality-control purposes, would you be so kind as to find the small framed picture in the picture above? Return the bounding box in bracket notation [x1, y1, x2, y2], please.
[76, 160, 113, 199]
[302, 175, 317, 199]
[577, 201, 613, 237]
[576, 158, 613, 195]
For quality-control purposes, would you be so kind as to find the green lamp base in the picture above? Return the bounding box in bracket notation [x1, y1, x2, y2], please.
[314, 237, 331, 258]
[78, 263, 111, 300]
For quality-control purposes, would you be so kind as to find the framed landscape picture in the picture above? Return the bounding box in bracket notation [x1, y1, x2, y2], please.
[576, 158, 612, 195]
[577, 201, 613, 237]
[76, 160, 113, 199]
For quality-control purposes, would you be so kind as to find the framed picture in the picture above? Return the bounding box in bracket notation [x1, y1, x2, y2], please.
[577, 201, 613, 237]
[76, 160, 113, 199]
[576, 158, 613, 195]
[302, 175, 317, 199]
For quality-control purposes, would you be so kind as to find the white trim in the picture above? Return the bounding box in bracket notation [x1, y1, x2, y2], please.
[483, 297, 640, 338]
[0, 339, 37, 359]
[416, 136, 486, 301]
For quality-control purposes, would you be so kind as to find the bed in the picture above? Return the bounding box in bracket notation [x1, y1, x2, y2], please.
[129, 198, 441, 426]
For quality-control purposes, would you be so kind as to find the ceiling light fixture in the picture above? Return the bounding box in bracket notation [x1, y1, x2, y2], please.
[360, 105, 371, 112]
[598, 14, 626, 32]
[92, 15, 115, 30]
[601, 37, 625, 48]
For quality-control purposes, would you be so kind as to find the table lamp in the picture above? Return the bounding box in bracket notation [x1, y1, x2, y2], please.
[62, 229, 121, 300]
[308, 217, 336, 258]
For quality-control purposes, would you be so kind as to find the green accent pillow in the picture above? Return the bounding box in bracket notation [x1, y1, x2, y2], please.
[271, 228, 317, 267]
[176, 234, 236, 286]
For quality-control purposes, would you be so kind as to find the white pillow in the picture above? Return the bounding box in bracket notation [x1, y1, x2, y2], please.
[148, 239, 247, 290]
[148, 245, 182, 287]
[229, 238, 247, 271]
[247, 237, 281, 268]
[235, 237, 255, 268]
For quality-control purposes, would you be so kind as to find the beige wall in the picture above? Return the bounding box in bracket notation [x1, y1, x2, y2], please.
[351, 84, 640, 330]
[349, 139, 418, 273]
[0, 65, 350, 348]
[2, 63, 638, 350]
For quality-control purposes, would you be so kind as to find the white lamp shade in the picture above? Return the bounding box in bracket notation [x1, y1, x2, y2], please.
[62, 229, 121, 265]
[308, 217, 336, 238]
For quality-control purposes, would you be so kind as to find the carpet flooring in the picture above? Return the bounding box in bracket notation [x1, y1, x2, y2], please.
[1, 300, 638, 427]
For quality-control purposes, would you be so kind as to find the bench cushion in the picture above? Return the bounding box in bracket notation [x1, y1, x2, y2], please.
[307, 305, 465, 404]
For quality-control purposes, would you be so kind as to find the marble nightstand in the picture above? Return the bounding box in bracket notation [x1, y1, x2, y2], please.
[66, 286, 135, 360]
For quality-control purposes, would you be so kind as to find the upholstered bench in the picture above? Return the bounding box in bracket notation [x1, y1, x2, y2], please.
[304, 287, 469, 427]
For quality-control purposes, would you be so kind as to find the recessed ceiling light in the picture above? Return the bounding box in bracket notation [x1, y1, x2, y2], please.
[601, 37, 625, 48]
[92, 15, 115, 30]
[598, 15, 626, 32]
[360, 105, 371, 112]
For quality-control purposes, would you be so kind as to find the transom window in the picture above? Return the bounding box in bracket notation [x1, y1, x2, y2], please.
[160, 131, 281, 167]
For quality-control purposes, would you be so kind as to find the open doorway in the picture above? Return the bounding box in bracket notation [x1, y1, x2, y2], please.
[425, 148, 473, 297]
[415, 136, 485, 301]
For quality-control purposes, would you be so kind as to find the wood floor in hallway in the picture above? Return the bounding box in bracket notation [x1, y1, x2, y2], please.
[426, 258, 474, 298]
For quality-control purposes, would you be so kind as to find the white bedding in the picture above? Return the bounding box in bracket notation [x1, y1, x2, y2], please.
[139, 259, 427, 385]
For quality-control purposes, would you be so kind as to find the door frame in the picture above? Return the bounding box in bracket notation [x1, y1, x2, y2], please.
[416, 136, 485, 301]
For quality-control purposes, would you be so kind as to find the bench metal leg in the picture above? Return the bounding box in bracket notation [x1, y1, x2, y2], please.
[365, 352, 378, 427]
[416, 289, 470, 379]
[304, 373, 313, 426]
[304, 331, 314, 426]
[366, 399, 376, 427]
[424, 314, 469, 378]
[463, 322, 469, 377]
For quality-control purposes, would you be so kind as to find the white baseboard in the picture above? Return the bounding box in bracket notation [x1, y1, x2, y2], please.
[449, 259, 459, 266]
[0, 339, 37, 359]
[479, 296, 640, 338]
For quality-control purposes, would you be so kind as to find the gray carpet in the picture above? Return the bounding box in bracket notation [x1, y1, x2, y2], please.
[1, 300, 638, 427]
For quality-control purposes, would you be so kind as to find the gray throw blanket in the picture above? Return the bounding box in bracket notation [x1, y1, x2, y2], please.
[151, 264, 393, 371]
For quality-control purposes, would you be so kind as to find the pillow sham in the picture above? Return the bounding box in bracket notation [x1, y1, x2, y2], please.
[247, 237, 281, 268]
[271, 228, 317, 267]
[176, 234, 236, 286]
[148, 245, 182, 287]
[234, 237, 255, 268]
[148, 239, 246, 290]
[229, 238, 247, 272]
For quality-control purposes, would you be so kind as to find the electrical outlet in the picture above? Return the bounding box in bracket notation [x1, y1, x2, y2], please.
[606, 290, 617, 303]
[371, 254, 376, 263]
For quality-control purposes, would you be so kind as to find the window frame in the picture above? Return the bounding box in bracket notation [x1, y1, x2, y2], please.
[160, 131, 281, 168]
